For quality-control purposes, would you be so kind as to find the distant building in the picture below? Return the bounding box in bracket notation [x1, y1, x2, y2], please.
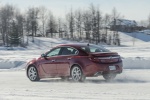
[109, 19, 145, 32]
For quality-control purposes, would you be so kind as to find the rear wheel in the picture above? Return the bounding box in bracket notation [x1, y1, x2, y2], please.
[103, 73, 116, 81]
[27, 66, 40, 81]
[71, 65, 85, 82]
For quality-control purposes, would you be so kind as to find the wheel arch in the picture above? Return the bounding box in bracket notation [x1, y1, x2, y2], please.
[70, 64, 84, 75]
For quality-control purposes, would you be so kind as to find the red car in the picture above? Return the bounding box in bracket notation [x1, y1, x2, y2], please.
[26, 43, 123, 82]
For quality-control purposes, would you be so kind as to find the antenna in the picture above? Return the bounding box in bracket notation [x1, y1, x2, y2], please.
[87, 43, 89, 46]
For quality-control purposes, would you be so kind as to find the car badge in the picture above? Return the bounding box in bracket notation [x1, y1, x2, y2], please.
[109, 56, 112, 60]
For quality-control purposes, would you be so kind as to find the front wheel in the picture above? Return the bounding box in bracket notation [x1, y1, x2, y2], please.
[27, 66, 40, 81]
[71, 65, 85, 82]
[103, 73, 116, 81]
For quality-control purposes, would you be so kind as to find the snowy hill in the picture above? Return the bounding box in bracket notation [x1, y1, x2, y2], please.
[107, 31, 150, 69]
[0, 30, 150, 69]
[120, 31, 150, 43]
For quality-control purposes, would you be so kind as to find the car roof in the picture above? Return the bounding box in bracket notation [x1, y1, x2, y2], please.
[57, 43, 89, 48]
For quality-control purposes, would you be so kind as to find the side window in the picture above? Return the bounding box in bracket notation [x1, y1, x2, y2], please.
[68, 47, 78, 55]
[46, 48, 61, 57]
[81, 46, 109, 53]
[90, 47, 106, 52]
[61, 47, 78, 55]
[81, 47, 90, 53]
[90, 47, 102, 52]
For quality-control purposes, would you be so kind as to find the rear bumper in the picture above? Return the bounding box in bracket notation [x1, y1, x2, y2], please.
[93, 70, 122, 77]
[83, 62, 123, 76]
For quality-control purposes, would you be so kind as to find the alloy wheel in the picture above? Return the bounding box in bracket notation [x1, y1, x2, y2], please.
[28, 66, 39, 81]
[71, 66, 85, 82]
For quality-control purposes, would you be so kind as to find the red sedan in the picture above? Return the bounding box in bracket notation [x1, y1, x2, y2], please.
[26, 43, 123, 82]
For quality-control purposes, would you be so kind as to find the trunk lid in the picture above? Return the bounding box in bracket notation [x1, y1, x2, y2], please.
[89, 52, 118, 57]
[89, 52, 121, 63]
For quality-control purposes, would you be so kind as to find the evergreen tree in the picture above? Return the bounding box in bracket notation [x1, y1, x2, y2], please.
[9, 21, 20, 46]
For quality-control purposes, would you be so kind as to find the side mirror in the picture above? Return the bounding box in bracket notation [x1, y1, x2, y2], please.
[41, 54, 48, 60]
[41, 54, 46, 58]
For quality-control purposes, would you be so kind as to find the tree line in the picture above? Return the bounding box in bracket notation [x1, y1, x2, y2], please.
[0, 4, 124, 47]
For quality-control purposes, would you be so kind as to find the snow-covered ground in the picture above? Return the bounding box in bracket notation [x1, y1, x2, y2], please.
[0, 69, 150, 100]
[0, 31, 150, 99]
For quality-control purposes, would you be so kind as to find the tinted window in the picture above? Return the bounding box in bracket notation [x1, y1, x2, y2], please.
[61, 47, 78, 55]
[46, 48, 61, 57]
[81, 45, 109, 53]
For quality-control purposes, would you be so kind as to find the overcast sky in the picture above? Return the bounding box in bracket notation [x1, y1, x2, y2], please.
[0, 0, 150, 21]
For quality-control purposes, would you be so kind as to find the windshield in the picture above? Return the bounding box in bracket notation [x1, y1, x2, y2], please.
[80, 45, 110, 53]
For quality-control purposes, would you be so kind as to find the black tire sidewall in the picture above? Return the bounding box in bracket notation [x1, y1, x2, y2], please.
[103, 73, 116, 81]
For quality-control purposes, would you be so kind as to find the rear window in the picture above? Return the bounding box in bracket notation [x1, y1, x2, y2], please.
[80, 45, 110, 53]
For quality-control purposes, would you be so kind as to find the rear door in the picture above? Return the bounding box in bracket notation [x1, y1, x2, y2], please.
[56, 47, 78, 76]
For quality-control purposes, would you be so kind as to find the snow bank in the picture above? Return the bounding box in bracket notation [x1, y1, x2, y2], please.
[0, 60, 26, 69]
[123, 57, 150, 69]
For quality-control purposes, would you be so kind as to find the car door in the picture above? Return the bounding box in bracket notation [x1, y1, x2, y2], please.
[56, 47, 78, 76]
[40, 47, 61, 76]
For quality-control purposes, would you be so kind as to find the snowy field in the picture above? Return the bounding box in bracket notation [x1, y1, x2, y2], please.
[0, 70, 150, 100]
[0, 31, 150, 99]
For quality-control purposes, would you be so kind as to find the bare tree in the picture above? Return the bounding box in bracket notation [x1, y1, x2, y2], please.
[63, 21, 69, 39]
[0, 4, 16, 46]
[89, 4, 96, 43]
[15, 12, 25, 46]
[83, 10, 92, 42]
[24, 14, 29, 45]
[111, 7, 121, 20]
[111, 7, 121, 45]
[103, 13, 111, 43]
[26, 7, 40, 42]
[75, 9, 83, 40]
[47, 12, 57, 38]
[39, 6, 48, 37]
[66, 8, 75, 39]
[0, 5, 26, 46]
[88, 4, 102, 44]
[96, 7, 102, 44]
[104, 14, 111, 26]
[58, 18, 63, 38]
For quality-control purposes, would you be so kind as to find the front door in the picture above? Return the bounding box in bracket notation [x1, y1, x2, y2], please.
[41, 47, 61, 76]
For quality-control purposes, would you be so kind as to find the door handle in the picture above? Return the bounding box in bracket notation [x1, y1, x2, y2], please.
[51, 60, 55, 62]
[67, 58, 71, 60]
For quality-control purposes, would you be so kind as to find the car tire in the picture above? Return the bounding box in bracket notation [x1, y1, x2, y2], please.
[27, 66, 40, 81]
[103, 73, 116, 81]
[71, 65, 85, 82]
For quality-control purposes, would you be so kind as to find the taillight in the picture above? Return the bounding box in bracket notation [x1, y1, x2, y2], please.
[90, 56, 121, 63]
[100, 59, 108, 63]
